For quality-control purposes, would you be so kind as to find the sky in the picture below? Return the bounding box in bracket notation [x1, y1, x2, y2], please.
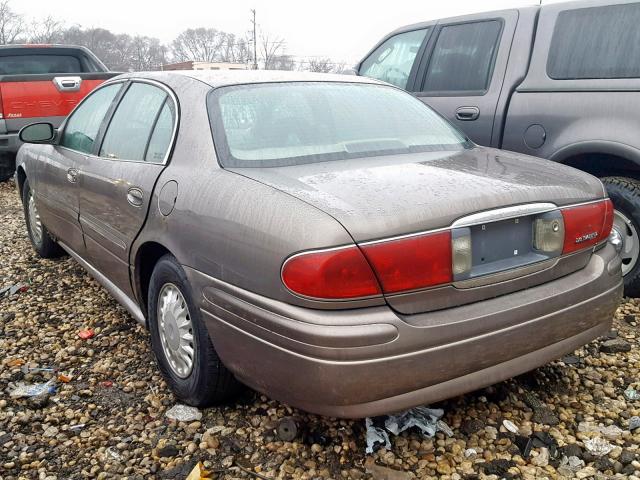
[15, 0, 566, 65]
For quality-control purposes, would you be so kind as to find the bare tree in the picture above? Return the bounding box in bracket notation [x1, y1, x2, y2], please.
[29, 15, 64, 43]
[307, 57, 334, 73]
[130, 36, 166, 71]
[220, 33, 251, 65]
[270, 54, 296, 71]
[171, 28, 226, 63]
[259, 33, 285, 69]
[0, 0, 25, 44]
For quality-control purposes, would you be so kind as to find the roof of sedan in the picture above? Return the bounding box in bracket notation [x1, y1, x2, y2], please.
[116, 69, 384, 88]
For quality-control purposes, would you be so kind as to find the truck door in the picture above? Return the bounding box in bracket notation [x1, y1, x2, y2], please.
[358, 23, 435, 91]
[410, 10, 519, 147]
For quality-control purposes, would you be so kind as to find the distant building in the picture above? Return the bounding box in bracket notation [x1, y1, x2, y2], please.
[161, 61, 248, 71]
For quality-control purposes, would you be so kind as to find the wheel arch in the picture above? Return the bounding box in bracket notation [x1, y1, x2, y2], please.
[550, 141, 640, 179]
[133, 241, 173, 321]
[16, 165, 27, 199]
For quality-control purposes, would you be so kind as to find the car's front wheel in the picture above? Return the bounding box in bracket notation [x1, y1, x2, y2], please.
[602, 176, 640, 297]
[148, 254, 241, 406]
[22, 180, 64, 258]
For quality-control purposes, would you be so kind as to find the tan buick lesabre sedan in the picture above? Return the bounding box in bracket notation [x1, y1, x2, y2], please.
[15, 71, 622, 417]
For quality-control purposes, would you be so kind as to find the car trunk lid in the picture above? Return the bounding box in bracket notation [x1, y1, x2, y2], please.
[229, 147, 605, 241]
[230, 147, 608, 314]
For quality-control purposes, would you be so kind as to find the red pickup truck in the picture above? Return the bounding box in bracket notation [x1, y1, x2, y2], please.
[0, 44, 117, 181]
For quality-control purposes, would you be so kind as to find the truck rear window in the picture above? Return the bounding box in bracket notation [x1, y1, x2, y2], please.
[0, 55, 83, 75]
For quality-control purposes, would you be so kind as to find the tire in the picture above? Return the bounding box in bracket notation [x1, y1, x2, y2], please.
[601, 176, 640, 297]
[0, 153, 14, 182]
[22, 180, 64, 258]
[148, 254, 241, 406]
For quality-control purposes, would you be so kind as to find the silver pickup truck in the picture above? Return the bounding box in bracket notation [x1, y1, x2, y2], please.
[358, 0, 640, 296]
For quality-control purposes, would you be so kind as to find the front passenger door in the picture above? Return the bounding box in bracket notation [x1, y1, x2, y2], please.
[78, 81, 176, 297]
[36, 82, 123, 256]
[358, 27, 433, 90]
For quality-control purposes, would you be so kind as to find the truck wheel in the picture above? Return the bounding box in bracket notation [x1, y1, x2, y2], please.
[0, 153, 14, 182]
[148, 254, 242, 406]
[22, 180, 64, 258]
[601, 176, 640, 297]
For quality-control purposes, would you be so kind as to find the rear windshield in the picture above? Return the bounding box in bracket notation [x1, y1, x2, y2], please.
[0, 54, 83, 75]
[208, 82, 470, 168]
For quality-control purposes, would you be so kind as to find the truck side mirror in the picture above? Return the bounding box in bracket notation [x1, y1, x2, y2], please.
[19, 123, 56, 144]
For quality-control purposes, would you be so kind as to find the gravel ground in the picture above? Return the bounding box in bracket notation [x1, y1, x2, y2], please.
[1, 178, 640, 480]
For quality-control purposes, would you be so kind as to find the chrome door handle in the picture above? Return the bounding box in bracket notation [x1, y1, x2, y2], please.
[455, 106, 480, 121]
[53, 76, 82, 92]
[127, 187, 144, 207]
[66, 168, 78, 183]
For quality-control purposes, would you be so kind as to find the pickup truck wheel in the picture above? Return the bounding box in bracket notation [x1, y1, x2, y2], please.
[22, 180, 64, 258]
[601, 176, 640, 297]
[148, 254, 241, 406]
[0, 153, 15, 182]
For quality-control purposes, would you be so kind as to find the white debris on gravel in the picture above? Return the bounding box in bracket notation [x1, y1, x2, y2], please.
[165, 404, 203, 422]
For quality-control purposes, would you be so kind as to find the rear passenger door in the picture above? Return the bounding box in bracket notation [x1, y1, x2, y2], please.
[78, 80, 177, 297]
[412, 11, 518, 146]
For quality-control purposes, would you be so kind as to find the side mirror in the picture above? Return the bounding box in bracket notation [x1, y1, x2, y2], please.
[19, 122, 56, 144]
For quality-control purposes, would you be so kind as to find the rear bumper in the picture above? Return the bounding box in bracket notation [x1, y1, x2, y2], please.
[186, 243, 622, 418]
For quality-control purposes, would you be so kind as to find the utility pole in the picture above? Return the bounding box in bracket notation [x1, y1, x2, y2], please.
[250, 9, 258, 70]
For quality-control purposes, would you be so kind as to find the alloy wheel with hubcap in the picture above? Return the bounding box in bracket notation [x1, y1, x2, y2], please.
[28, 191, 43, 247]
[157, 283, 195, 378]
[21, 180, 64, 259]
[613, 209, 640, 276]
[148, 254, 241, 406]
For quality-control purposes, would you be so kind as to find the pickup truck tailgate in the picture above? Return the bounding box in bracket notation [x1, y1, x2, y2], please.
[0, 72, 116, 131]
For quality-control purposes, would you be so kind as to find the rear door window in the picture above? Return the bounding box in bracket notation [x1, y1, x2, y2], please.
[60, 83, 122, 154]
[0, 55, 83, 75]
[547, 3, 640, 79]
[421, 20, 502, 93]
[99, 82, 168, 162]
[359, 29, 429, 89]
[145, 101, 175, 163]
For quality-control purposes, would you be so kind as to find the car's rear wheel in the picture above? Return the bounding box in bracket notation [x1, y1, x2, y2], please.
[601, 176, 640, 297]
[22, 180, 64, 258]
[148, 254, 241, 406]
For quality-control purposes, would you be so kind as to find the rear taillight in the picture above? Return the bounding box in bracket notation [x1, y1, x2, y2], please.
[281, 246, 381, 299]
[361, 231, 452, 293]
[282, 199, 613, 300]
[561, 199, 614, 254]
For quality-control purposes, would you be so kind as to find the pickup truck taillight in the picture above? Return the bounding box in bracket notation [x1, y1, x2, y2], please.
[0, 86, 3, 120]
[282, 199, 614, 300]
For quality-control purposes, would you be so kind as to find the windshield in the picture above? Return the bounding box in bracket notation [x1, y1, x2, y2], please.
[208, 82, 470, 168]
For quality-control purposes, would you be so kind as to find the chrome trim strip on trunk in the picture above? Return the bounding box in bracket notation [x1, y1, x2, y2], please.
[451, 202, 557, 228]
[58, 241, 146, 326]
